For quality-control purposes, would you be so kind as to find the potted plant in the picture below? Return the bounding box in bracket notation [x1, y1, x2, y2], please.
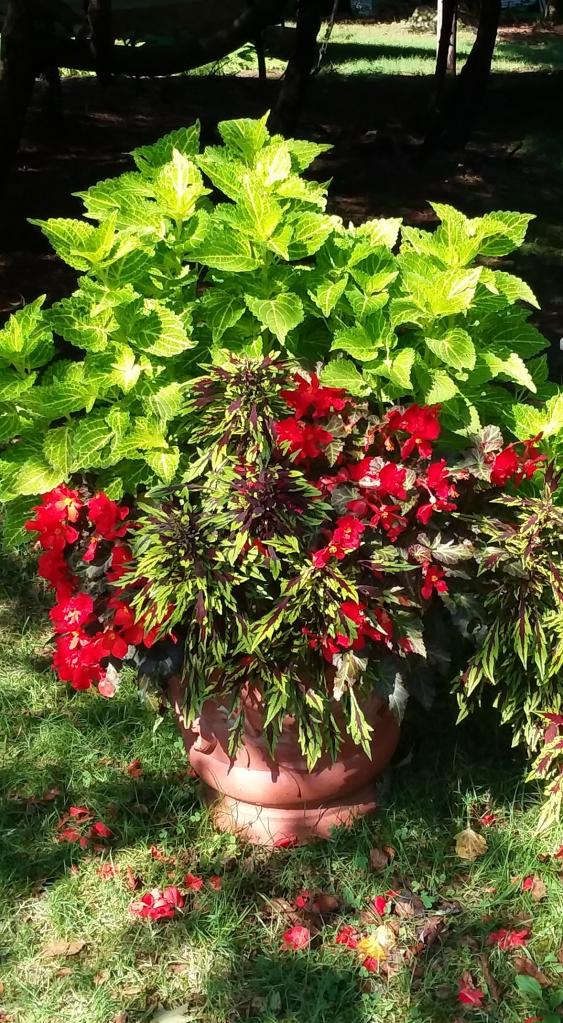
[1, 116, 561, 840]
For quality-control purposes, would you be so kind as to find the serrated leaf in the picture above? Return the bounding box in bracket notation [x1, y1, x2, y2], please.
[144, 446, 180, 484]
[0, 413, 23, 444]
[286, 138, 332, 171]
[320, 359, 370, 396]
[14, 458, 63, 496]
[218, 113, 269, 164]
[153, 150, 208, 220]
[356, 217, 402, 249]
[475, 308, 548, 357]
[131, 122, 201, 174]
[146, 382, 184, 421]
[43, 425, 73, 475]
[425, 369, 458, 404]
[30, 218, 97, 271]
[477, 211, 535, 257]
[483, 351, 536, 392]
[331, 324, 379, 362]
[0, 297, 54, 371]
[245, 293, 304, 343]
[3, 496, 37, 549]
[200, 290, 245, 342]
[238, 175, 283, 240]
[128, 301, 195, 358]
[389, 347, 416, 389]
[287, 213, 334, 259]
[70, 418, 114, 470]
[493, 271, 539, 308]
[426, 328, 476, 371]
[196, 224, 261, 272]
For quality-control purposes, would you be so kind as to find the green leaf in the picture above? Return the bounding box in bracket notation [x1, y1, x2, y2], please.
[477, 211, 535, 257]
[514, 975, 543, 1000]
[425, 369, 458, 404]
[483, 351, 536, 392]
[196, 224, 261, 272]
[14, 457, 63, 496]
[122, 417, 169, 453]
[3, 496, 37, 550]
[331, 324, 380, 362]
[475, 308, 548, 357]
[146, 381, 184, 421]
[426, 328, 476, 371]
[389, 347, 416, 389]
[308, 277, 348, 317]
[287, 213, 334, 259]
[255, 141, 292, 184]
[245, 293, 304, 343]
[0, 413, 23, 444]
[355, 217, 402, 249]
[0, 297, 54, 370]
[238, 176, 283, 240]
[320, 359, 371, 396]
[200, 290, 245, 342]
[131, 122, 201, 174]
[286, 138, 331, 171]
[70, 417, 114, 470]
[153, 150, 208, 220]
[218, 113, 269, 164]
[493, 271, 539, 308]
[509, 403, 547, 440]
[43, 425, 73, 475]
[126, 300, 195, 358]
[30, 218, 98, 271]
[144, 446, 180, 484]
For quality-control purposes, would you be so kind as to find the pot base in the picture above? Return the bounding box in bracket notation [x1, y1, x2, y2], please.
[201, 781, 378, 846]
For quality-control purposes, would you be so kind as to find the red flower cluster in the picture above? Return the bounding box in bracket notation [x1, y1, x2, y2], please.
[488, 927, 530, 950]
[312, 515, 365, 568]
[130, 886, 185, 921]
[385, 404, 441, 459]
[56, 805, 112, 851]
[275, 418, 334, 462]
[282, 924, 311, 950]
[280, 373, 349, 420]
[490, 436, 545, 487]
[26, 486, 156, 695]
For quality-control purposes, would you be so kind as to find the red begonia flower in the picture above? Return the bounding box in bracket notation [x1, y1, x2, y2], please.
[274, 418, 333, 461]
[91, 821, 112, 839]
[488, 928, 530, 950]
[184, 873, 204, 892]
[283, 925, 311, 950]
[420, 562, 448, 600]
[362, 956, 380, 973]
[335, 925, 359, 949]
[373, 895, 389, 916]
[457, 974, 485, 1006]
[386, 404, 441, 459]
[49, 593, 95, 634]
[295, 890, 310, 909]
[280, 373, 349, 419]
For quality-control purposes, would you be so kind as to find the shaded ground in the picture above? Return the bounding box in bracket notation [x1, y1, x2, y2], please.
[0, 556, 562, 1023]
[1, 24, 563, 366]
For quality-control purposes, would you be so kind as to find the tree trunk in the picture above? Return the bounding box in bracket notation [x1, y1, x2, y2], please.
[38, 0, 288, 76]
[444, 0, 500, 149]
[0, 0, 37, 186]
[87, 0, 114, 85]
[435, 0, 457, 101]
[421, 0, 500, 158]
[268, 0, 323, 135]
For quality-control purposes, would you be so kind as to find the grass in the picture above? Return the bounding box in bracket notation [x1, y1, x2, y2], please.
[0, 559, 562, 1023]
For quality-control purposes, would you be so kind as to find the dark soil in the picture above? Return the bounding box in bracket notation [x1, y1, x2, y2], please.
[1, 61, 562, 376]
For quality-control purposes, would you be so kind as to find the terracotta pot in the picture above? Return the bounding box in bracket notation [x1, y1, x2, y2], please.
[169, 676, 400, 846]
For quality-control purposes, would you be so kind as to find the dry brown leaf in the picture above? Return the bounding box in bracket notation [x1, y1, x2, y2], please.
[126, 759, 143, 779]
[312, 893, 340, 916]
[0, 981, 3, 995]
[94, 970, 110, 986]
[121, 984, 143, 997]
[394, 893, 425, 918]
[530, 877, 548, 902]
[168, 963, 190, 975]
[111, 1014, 128, 1023]
[369, 845, 395, 872]
[479, 952, 502, 1003]
[417, 916, 446, 948]
[514, 956, 551, 987]
[558, 948, 563, 966]
[455, 828, 488, 862]
[55, 967, 72, 978]
[41, 939, 86, 958]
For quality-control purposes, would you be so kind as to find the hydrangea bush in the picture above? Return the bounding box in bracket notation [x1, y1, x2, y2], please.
[1, 116, 562, 821]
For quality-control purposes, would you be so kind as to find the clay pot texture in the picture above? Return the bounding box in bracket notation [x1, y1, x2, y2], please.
[169, 676, 400, 846]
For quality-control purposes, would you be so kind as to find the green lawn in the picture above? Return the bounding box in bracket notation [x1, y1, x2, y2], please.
[1, 558, 562, 1023]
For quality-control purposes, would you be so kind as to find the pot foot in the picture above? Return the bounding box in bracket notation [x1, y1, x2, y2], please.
[201, 782, 378, 846]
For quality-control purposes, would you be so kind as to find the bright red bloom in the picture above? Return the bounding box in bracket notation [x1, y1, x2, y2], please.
[283, 925, 311, 950]
[69, 805, 91, 820]
[49, 593, 95, 634]
[335, 925, 359, 949]
[416, 459, 457, 524]
[107, 543, 133, 582]
[273, 834, 298, 848]
[340, 600, 393, 646]
[87, 493, 130, 539]
[347, 458, 408, 501]
[295, 890, 310, 909]
[521, 876, 534, 892]
[184, 873, 204, 892]
[38, 550, 77, 600]
[457, 974, 485, 1006]
[362, 956, 380, 973]
[386, 404, 441, 459]
[130, 887, 182, 921]
[91, 821, 112, 839]
[373, 895, 389, 916]
[26, 485, 82, 550]
[280, 373, 349, 419]
[421, 562, 448, 601]
[368, 503, 408, 542]
[479, 813, 497, 827]
[52, 633, 105, 691]
[59, 826, 81, 843]
[312, 515, 365, 568]
[491, 447, 519, 487]
[275, 418, 333, 462]
[488, 928, 530, 950]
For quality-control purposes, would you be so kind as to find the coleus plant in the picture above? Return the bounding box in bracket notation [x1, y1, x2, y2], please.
[0, 115, 561, 548]
[25, 356, 546, 768]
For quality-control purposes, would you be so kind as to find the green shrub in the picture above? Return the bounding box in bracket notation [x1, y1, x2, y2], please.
[0, 115, 559, 548]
